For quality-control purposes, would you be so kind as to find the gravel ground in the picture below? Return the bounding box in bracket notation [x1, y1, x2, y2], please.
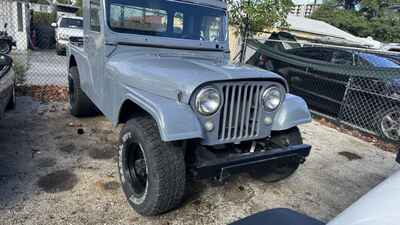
[0, 97, 398, 225]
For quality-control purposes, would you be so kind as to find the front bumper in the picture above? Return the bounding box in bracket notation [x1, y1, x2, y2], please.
[191, 144, 311, 180]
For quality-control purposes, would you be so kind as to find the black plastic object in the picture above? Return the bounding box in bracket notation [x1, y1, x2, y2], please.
[229, 208, 325, 225]
[192, 144, 311, 180]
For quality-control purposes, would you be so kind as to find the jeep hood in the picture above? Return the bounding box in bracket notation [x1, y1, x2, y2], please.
[107, 53, 286, 103]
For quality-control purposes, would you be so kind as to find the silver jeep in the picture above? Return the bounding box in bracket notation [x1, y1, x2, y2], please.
[68, 0, 312, 216]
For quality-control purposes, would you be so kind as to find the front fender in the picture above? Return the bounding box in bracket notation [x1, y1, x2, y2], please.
[272, 94, 312, 131]
[115, 86, 203, 142]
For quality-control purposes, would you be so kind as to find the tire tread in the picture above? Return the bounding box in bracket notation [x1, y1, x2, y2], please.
[120, 115, 185, 216]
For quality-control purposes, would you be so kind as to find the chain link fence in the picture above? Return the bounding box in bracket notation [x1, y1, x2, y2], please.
[246, 38, 400, 143]
[1, 0, 76, 87]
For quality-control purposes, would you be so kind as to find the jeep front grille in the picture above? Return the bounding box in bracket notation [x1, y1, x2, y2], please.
[218, 84, 263, 141]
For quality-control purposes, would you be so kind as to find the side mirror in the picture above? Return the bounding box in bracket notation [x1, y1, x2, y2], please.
[4, 23, 7, 29]
[51, 22, 58, 28]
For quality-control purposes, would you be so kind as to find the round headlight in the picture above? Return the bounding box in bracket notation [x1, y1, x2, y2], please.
[262, 86, 283, 111]
[195, 87, 221, 116]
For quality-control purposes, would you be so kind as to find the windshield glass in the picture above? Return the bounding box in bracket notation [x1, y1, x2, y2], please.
[60, 18, 83, 29]
[106, 0, 227, 42]
[358, 53, 400, 68]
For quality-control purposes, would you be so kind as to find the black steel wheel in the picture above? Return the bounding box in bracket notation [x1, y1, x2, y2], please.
[126, 142, 148, 198]
[118, 116, 186, 216]
[250, 127, 304, 183]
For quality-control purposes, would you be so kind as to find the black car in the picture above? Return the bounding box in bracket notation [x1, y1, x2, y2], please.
[248, 41, 400, 142]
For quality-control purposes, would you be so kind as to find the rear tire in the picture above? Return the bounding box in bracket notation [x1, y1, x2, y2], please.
[250, 127, 303, 183]
[68, 66, 98, 117]
[118, 116, 186, 216]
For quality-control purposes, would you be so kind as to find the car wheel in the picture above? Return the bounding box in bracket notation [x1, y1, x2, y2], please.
[0, 41, 11, 54]
[6, 84, 16, 110]
[68, 66, 98, 117]
[118, 116, 186, 216]
[250, 127, 303, 183]
[377, 107, 400, 142]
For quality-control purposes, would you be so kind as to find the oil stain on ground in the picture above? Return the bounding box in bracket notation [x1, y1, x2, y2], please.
[338, 151, 362, 161]
[36, 157, 56, 168]
[89, 145, 115, 160]
[37, 170, 78, 193]
[59, 143, 76, 154]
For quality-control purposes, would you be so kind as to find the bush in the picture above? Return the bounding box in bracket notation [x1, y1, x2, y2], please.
[11, 53, 28, 85]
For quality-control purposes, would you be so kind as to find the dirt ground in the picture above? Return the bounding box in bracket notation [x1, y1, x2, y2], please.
[0, 96, 398, 225]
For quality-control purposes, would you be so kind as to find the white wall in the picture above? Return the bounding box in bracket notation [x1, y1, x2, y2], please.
[0, 0, 29, 51]
[30, 3, 54, 14]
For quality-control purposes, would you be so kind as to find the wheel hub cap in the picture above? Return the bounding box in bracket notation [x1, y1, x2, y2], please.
[381, 112, 400, 141]
[134, 159, 146, 177]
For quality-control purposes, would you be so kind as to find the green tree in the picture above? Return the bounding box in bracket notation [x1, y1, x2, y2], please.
[312, 0, 400, 42]
[29, 0, 51, 5]
[227, 0, 293, 62]
[56, 0, 72, 4]
[74, 0, 83, 16]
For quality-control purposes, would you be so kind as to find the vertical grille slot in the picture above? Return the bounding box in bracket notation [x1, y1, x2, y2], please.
[218, 84, 262, 141]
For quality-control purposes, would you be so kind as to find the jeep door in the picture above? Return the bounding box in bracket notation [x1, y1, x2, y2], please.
[84, 0, 104, 104]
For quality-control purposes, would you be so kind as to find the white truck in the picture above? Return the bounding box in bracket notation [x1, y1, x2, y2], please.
[52, 16, 83, 55]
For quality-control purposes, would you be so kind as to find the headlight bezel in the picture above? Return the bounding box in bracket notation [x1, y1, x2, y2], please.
[195, 86, 222, 116]
[261, 86, 284, 111]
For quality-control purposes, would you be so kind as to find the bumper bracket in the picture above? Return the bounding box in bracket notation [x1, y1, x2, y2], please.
[191, 144, 312, 180]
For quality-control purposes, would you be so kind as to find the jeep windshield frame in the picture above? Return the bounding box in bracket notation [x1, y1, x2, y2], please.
[105, 0, 227, 43]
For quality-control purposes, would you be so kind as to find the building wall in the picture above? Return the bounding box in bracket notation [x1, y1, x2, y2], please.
[0, 0, 29, 51]
[290, 4, 321, 17]
[30, 3, 54, 13]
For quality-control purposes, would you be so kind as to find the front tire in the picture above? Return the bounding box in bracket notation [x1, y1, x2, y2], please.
[68, 66, 98, 117]
[56, 44, 65, 56]
[118, 116, 186, 216]
[250, 127, 303, 183]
